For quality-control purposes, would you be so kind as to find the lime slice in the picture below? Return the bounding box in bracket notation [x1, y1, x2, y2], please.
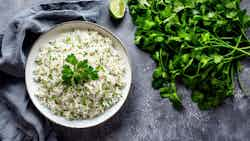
[109, 0, 126, 19]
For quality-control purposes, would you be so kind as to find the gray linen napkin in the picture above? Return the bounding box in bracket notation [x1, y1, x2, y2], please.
[0, 1, 102, 141]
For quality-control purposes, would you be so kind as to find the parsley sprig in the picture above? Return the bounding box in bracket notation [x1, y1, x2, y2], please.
[62, 54, 99, 85]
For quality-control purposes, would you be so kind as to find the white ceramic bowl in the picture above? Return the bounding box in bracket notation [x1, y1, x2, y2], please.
[25, 21, 132, 128]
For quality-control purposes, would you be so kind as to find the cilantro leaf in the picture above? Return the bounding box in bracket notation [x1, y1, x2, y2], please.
[62, 65, 74, 85]
[62, 54, 99, 85]
[66, 54, 78, 65]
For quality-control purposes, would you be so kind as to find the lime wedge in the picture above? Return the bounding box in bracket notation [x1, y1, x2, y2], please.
[109, 0, 126, 19]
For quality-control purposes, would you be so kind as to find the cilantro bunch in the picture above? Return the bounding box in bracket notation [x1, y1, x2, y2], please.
[128, 0, 250, 109]
[62, 54, 99, 85]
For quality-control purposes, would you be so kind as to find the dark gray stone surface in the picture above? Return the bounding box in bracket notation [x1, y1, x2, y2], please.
[1, 0, 250, 141]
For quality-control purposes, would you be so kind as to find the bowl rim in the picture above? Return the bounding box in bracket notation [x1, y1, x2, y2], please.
[25, 20, 133, 128]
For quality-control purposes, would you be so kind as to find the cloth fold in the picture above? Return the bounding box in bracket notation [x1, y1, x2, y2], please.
[0, 0, 102, 77]
[0, 1, 103, 141]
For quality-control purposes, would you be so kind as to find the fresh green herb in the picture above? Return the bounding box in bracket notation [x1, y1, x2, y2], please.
[128, 0, 250, 110]
[62, 54, 99, 85]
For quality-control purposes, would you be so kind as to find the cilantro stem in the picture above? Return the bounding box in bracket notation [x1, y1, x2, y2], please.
[224, 54, 246, 61]
[219, 45, 250, 56]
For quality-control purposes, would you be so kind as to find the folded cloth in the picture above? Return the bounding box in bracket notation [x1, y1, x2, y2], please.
[0, 1, 102, 141]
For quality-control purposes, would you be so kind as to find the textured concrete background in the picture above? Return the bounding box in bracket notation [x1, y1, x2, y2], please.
[1, 0, 250, 141]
